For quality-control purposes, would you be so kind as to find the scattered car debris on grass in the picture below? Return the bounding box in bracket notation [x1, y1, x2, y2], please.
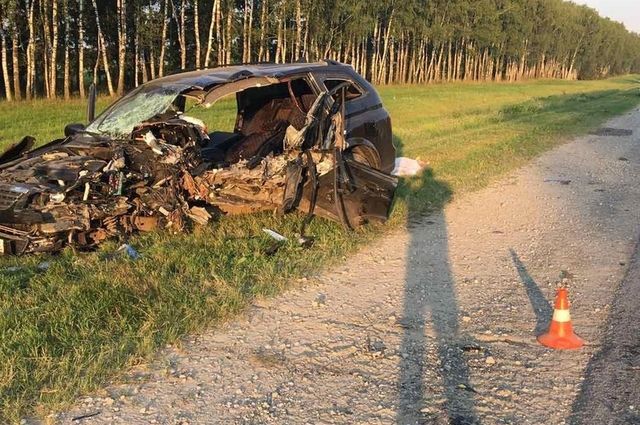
[0, 62, 397, 255]
[262, 228, 288, 242]
[117, 244, 140, 260]
[262, 228, 287, 256]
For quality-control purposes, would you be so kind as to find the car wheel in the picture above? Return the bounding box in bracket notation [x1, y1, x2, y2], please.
[345, 144, 381, 169]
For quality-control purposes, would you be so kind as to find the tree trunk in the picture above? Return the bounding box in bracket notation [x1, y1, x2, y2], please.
[377, 8, 394, 85]
[92, 0, 115, 96]
[446, 40, 452, 82]
[26, 0, 35, 99]
[117, 0, 127, 95]
[142, 50, 149, 83]
[42, 0, 51, 98]
[281, 15, 287, 62]
[134, 31, 139, 87]
[224, 5, 232, 64]
[50, 0, 59, 97]
[275, 7, 282, 64]
[158, 0, 169, 77]
[257, 0, 267, 61]
[39, 0, 58, 98]
[302, 11, 309, 60]
[435, 43, 444, 82]
[216, 0, 223, 64]
[194, 0, 201, 68]
[11, 23, 20, 100]
[149, 49, 156, 79]
[294, 0, 302, 60]
[568, 35, 584, 79]
[371, 20, 379, 84]
[177, 0, 187, 69]
[242, 0, 249, 62]
[78, 0, 85, 98]
[204, 0, 219, 66]
[246, 0, 253, 62]
[1, 28, 13, 101]
[388, 35, 394, 84]
[63, 0, 70, 99]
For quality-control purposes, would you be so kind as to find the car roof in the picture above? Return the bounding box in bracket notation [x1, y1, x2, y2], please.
[144, 61, 350, 89]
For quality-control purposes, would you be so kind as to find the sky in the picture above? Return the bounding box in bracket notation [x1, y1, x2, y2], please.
[572, 0, 640, 34]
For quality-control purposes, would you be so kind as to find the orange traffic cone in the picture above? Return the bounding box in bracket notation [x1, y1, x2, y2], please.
[537, 287, 585, 350]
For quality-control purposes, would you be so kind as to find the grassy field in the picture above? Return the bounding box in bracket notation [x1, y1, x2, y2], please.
[0, 76, 638, 422]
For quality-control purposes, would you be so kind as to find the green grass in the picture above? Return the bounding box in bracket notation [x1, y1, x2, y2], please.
[0, 76, 638, 422]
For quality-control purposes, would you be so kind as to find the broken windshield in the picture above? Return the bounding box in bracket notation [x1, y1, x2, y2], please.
[86, 84, 192, 136]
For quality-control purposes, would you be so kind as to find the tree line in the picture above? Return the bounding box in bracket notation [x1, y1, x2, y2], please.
[0, 0, 638, 101]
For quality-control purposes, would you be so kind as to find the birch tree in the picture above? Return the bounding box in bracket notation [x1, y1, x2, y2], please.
[0, 5, 12, 101]
[117, 0, 127, 95]
[63, 0, 70, 99]
[78, 0, 86, 98]
[194, 0, 200, 68]
[92, 0, 115, 96]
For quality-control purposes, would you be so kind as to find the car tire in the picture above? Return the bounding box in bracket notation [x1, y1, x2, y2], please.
[345, 144, 381, 169]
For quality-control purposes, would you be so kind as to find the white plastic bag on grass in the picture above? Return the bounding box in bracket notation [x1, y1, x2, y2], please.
[392, 157, 425, 177]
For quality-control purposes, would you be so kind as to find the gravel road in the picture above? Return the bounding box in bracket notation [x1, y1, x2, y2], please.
[58, 108, 640, 425]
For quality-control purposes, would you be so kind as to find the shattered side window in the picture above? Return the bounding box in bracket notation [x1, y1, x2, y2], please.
[87, 86, 184, 136]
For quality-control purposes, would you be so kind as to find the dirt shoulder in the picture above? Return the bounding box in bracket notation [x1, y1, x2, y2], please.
[59, 108, 640, 425]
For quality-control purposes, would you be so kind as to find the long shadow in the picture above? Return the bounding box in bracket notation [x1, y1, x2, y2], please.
[509, 249, 552, 335]
[394, 136, 479, 424]
[568, 241, 640, 425]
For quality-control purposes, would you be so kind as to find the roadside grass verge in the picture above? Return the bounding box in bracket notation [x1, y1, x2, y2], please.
[0, 76, 638, 422]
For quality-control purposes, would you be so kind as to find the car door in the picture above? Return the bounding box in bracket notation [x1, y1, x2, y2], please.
[303, 80, 398, 229]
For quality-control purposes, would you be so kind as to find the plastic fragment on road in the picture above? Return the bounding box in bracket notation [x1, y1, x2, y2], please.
[392, 157, 425, 177]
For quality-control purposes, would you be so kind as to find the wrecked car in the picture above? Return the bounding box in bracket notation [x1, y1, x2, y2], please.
[0, 61, 397, 255]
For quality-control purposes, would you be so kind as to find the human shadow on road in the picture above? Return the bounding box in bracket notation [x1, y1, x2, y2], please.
[394, 154, 480, 425]
[509, 249, 552, 336]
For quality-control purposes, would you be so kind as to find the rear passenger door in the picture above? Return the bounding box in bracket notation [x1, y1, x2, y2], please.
[308, 79, 397, 228]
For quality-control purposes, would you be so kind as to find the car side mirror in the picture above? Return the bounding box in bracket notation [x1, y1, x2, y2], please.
[64, 123, 86, 137]
[87, 83, 96, 123]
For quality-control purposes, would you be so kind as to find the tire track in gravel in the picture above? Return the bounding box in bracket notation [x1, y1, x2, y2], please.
[58, 107, 640, 425]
